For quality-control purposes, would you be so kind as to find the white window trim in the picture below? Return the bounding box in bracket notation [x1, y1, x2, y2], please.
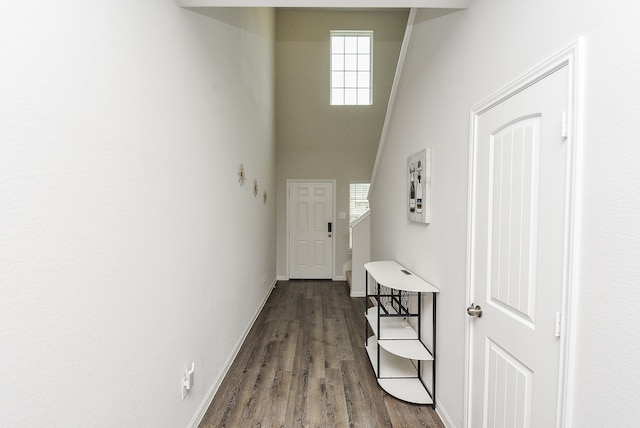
[330, 30, 373, 106]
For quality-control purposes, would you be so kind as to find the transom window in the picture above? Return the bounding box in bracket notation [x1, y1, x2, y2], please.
[330, 31, 373, 106]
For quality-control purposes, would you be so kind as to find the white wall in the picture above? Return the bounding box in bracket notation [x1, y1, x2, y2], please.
[350, 211, 370, 296]
[370, 1, 640, 426]
[275, 10, 407, 280]
[0, 2, 276, 427]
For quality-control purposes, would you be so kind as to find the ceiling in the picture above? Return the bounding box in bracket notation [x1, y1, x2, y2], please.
[175, 0, 471, 8]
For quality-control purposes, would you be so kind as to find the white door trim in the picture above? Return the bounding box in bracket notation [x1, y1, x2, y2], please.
[286, 179, 337, 280]
[464, 40, 583, 428]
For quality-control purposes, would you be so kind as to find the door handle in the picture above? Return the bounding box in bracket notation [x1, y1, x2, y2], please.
[328, 222, 332, 237]
[467, 303, 483, 318]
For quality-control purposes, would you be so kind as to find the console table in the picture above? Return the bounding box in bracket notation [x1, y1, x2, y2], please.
[364, 261, 439, 407]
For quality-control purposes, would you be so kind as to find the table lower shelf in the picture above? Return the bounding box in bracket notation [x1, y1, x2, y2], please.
[378, 378, 433, 405]
[365, 337, 433, 405]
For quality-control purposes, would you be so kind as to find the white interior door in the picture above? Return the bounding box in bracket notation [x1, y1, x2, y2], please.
[467, 65, 570, 427]
[288, 181, 334, 279]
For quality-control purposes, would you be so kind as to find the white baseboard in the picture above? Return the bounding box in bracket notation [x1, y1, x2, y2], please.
[350, 291, 366, 297]
[187, 279, 276, 428]
[277, 275, 348, 282]
[436, 400, 456, 428]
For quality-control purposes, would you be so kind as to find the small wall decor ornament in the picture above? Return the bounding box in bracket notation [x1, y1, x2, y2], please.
[407, 148, 431, 223]
[238, 164, 246, 186]
[253, 179, 258, 197]
[263, 190, 268, 205]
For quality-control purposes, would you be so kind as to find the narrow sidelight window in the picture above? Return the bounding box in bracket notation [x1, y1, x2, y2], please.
[349, 182, 370, 249]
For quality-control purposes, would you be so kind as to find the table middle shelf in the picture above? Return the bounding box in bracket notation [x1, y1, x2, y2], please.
[365, 307, 433, 360]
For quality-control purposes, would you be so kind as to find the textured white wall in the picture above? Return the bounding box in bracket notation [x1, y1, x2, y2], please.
[370, 1, 640, 427]
[0, 2, 275, 426]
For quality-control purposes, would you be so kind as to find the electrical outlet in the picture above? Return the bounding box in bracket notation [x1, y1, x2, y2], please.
[181, 362, 195, 400]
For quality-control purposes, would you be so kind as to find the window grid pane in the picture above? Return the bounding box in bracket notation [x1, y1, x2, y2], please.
[358, 71, 370, 88]
[344, 88, 357, 105]
[330, 31, 372, 106]
[345, 37, 358, 53]
[331, 88, 344, 105]
[358, 54, 370, 71]
[344, 54, 358, 70]
[332, 54, 344, 70]
[332, 71, 344, 87]
[332, 37, 344, 54]
[349, 183, 371, 249]
[357, 89, 370, 105]
[344, 72, 357, 87]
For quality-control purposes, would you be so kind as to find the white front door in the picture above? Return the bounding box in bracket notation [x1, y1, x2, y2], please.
[288, 181, 334, 279]
[467, 64, 571, 427]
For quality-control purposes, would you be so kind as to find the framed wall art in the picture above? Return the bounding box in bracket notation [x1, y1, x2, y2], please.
[407, 148, 431, 223]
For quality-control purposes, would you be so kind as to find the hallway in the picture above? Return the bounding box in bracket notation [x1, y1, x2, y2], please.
[199, 280, 443, 427]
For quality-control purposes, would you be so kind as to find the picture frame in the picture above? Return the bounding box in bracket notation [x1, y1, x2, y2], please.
[407, 148, 431, 223]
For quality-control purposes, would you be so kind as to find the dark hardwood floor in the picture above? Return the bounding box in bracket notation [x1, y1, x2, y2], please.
[199, 280, 444, 428]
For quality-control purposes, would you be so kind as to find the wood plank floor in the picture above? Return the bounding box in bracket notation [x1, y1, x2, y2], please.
[199, 280, 444, 428]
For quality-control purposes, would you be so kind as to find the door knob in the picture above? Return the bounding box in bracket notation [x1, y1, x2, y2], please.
[467, 303, 483, 318]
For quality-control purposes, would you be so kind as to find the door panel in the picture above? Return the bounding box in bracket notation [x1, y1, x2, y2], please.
[488, 117, 540, 327]
[296, 241, 308, 265]
[468, 66, 569, 427]
[484, 338, 533, 428]
[297, 203, 308, 231]
[289, 181, 333, 279]
[314, 202, 325, 231]
[313, 240, 325, 265]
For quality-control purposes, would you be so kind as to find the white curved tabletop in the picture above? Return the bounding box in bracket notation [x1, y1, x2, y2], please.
[365, 261, 439, 293]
